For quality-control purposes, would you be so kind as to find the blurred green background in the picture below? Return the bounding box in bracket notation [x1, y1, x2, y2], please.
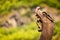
[0, 0, 60, 40]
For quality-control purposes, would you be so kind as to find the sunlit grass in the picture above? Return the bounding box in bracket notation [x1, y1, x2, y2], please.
[0, 21, 60, 40]
[0, 22, 40, 40]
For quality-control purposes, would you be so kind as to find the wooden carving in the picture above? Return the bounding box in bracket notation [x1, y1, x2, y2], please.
[35, 7, 54, 40]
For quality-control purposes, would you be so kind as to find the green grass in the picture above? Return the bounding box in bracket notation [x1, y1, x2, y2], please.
[0, 21, 60, 40]
[0, 22, 40, 40]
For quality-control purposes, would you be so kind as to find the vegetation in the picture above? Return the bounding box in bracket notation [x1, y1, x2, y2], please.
[0, 22, 40, 40]
[0, 21, 60, 40]
[0, 0, 60, 40]
[0, 0, 60, 14]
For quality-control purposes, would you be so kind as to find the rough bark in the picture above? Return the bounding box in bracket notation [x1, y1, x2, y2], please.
[35, 7, 54, 40]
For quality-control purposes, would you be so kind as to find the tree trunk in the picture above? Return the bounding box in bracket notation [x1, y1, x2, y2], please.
[35, 7, 54, 40]
[39, 19, 54, 40]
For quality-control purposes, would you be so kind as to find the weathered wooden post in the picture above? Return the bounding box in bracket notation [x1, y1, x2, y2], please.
[35, 7, 54, 40]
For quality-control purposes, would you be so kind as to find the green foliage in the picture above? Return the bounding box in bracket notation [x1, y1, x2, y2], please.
[0, 22, 40, 40]
[54, 21, 60, 34]
[0, 21, 60, 40]
[0, 0, 60, 14]
[45, 0, 60, 9]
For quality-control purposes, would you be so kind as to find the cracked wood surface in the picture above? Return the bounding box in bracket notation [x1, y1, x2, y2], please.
[35, 7, 54, 40]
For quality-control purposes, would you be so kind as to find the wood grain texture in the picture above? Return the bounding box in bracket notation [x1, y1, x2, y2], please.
[35, 7, 54, 40]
